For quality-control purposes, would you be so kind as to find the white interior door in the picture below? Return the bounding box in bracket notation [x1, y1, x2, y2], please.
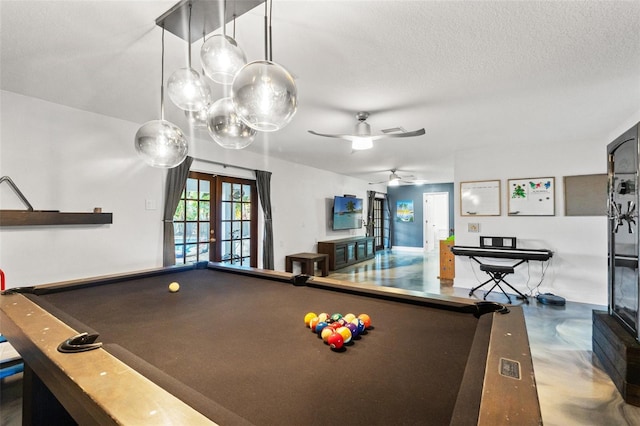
[424, 192, 449, 251]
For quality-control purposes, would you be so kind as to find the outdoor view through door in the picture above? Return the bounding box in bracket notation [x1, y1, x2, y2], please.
[174, 172, 257, 267]
[374, 198, 385, 250]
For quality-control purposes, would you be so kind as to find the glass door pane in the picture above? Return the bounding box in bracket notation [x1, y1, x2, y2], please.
[374, 198, 383, 250]
[174, 173, 216, 265]
[217, 178, 257, 267]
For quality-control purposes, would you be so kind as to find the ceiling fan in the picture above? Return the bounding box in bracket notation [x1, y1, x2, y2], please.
[369, 169, 417, 186]
[308, 111, 425, 150]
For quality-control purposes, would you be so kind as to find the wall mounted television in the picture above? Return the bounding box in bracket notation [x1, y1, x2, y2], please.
[332, 196, 363, 230]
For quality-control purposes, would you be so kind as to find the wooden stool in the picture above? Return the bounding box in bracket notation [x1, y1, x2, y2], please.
[285, 253, 329, 277]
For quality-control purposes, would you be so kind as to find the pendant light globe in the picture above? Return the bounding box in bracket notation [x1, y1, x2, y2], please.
[201, 35, 247, 85]
[167, 67, 212, 112]
[231, 60, 297, 132]
[185, 107, 209, 128]
[134, 119, 188, 168]
[206, 97, 256, 149]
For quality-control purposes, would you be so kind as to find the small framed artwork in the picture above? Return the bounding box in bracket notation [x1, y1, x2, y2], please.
[396, 200, 414, 222]
[460, 180, 501, 216]
[508, 177, 555, 216]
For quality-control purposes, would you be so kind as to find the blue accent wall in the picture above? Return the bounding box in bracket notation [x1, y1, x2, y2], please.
[387, 183, 454, 248]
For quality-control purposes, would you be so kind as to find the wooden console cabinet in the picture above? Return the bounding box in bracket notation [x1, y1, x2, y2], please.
[439, 239, 455, 282]
[317, 236, 375, 271]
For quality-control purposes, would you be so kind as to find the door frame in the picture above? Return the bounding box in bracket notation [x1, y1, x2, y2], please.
[423, 192, 450, 251]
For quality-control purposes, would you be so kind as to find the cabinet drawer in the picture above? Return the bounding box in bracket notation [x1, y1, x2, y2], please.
[335, 246, 347, 268]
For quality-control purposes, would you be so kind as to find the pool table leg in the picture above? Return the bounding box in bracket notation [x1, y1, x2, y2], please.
[22, 363, 76, 425]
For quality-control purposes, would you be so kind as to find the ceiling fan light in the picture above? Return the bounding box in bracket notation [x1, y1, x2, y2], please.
[134, 120, 188, 168]
[206, 97, 256, 149]
[388, 177, 401, 186]
[231, 60, 297, 132]
[352, 137, 373, 150]
[387, 171, 402, 186]
[201, 35, 247, 85]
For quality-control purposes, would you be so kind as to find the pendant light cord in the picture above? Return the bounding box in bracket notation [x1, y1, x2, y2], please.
[160, 25, 165, 120]
[264, 1, 268, 60]
[187, 3, 192, 68]
[222, 0, 227, 37]
[269, 0, 273, 61]
[262, 0, 274, 61]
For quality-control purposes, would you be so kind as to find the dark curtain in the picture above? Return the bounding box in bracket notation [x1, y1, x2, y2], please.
[255, 170, 274, 270]
[383, 193, 391, 249]
[162, 156, 193, 266]
[366, 190, 376, 237]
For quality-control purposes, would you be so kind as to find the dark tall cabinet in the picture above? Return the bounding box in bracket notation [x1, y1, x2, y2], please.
[606, 123, 640, 336]
[593, 122, 640, 406]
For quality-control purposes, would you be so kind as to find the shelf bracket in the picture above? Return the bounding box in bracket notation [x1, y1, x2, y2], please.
[0, 176, 34, 211]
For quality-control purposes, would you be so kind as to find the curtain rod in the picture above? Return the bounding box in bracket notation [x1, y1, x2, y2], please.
[190, 156, 265, 174]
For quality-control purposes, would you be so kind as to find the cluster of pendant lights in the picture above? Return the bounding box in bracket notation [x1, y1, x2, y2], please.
[135, 0, 297, 168]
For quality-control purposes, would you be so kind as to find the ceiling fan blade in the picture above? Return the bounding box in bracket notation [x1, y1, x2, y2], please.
[373, 128, 426, 139]
[307, 130, 357, 141]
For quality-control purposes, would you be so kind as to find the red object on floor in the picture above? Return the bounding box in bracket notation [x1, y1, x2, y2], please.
[0, 268, 4, 291]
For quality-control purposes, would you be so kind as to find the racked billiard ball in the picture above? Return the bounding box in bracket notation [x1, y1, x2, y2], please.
[304, 312, 317, 327]
[315, 321, 329, 335]
[343, 313, 356, 323]
[327, 332, 344, 350]
[358, 314, 371, 329]
[346, 322, 359, 338]
[321, 327, 334, 343]
[336, 326, 352, 344]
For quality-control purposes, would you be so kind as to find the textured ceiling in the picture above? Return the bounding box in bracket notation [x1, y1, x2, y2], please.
[1, 1, 639, 185]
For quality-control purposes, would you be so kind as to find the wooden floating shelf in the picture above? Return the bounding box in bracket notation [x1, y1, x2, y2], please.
[0, 210, 113, 227]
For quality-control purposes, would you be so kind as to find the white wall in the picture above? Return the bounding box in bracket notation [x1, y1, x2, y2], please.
[0, 91, 166, 285]
[4, 89, 637, 305]
[0, 91, 373, 287]
[453, 115, 640, 305]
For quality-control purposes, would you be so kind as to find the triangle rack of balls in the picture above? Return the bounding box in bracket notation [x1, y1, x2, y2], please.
[303, 312, 371, 351]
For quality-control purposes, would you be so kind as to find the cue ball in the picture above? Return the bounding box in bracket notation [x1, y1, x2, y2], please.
[168, 282, 180, 293]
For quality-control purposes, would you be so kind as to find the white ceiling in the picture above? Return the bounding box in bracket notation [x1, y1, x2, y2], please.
[2, 1, 639, 185]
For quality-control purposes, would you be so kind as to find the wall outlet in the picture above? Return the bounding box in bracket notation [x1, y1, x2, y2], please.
[468, 223, 480, 233]
[145, 199, 157, 210]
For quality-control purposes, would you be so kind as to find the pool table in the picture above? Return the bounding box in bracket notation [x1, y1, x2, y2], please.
[0, 262, 541, 425]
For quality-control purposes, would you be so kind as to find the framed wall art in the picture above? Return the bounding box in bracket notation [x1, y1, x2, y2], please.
[396, 200, 414, 222]
[460, 180, 501, 216]
[508, 177, 555, 216]
[564, 174, 607, 216]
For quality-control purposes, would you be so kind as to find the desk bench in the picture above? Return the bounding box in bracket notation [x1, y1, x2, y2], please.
[285, 252, 329, 277]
